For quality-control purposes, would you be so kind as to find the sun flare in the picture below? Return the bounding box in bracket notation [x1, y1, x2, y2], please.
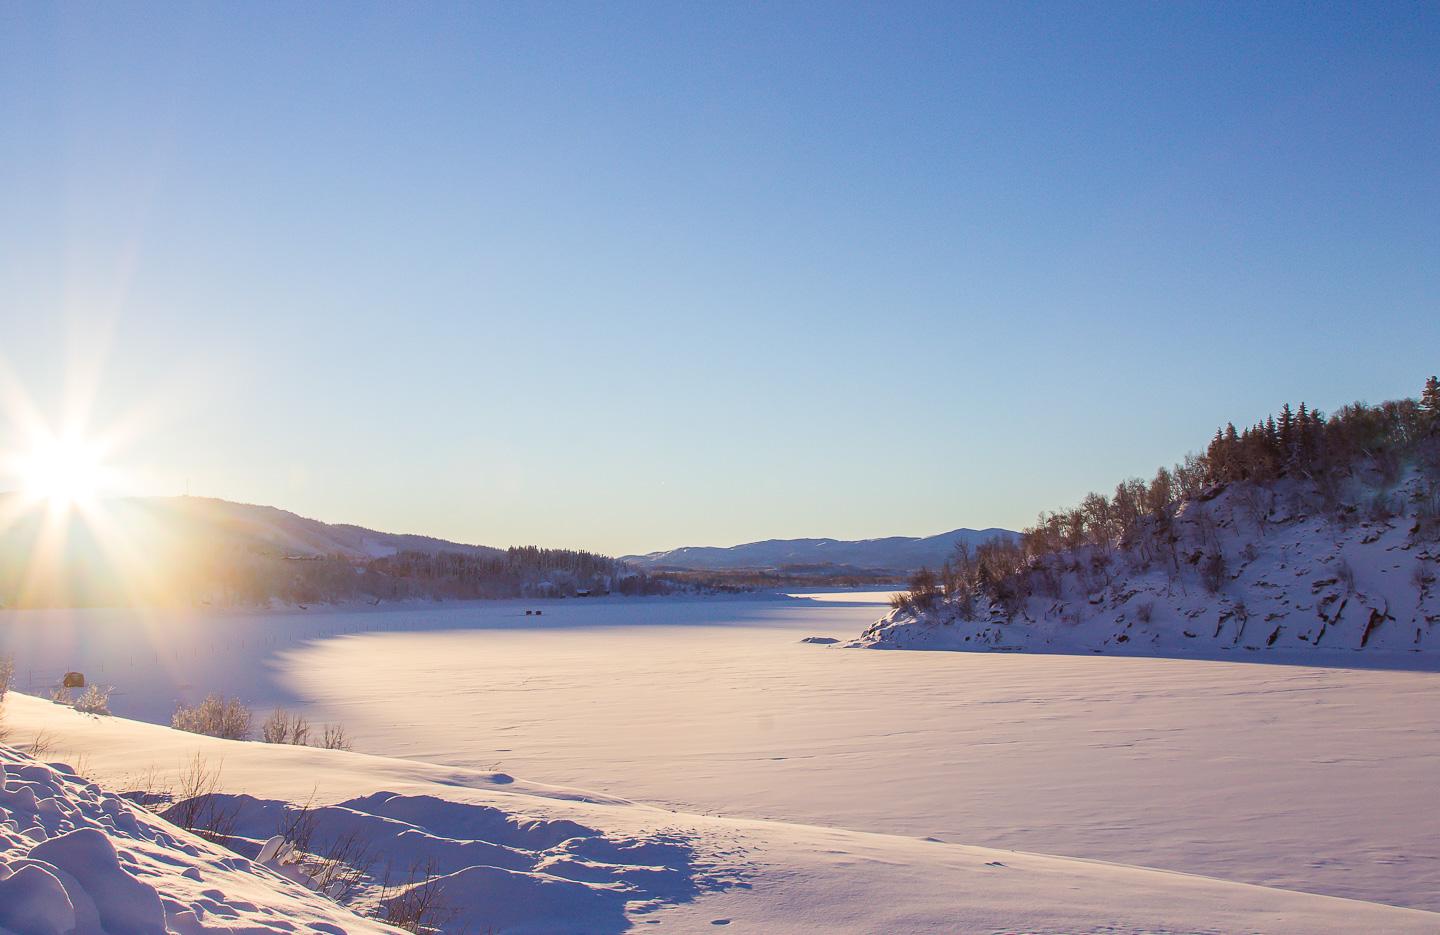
[21, 435, 107, 508]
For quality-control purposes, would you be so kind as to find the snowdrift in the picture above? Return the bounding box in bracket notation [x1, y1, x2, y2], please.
[0, 744, 397, 934]
[173, 791, 705, 933]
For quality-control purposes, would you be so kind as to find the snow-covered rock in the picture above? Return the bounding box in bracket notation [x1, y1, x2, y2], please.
[858, 472, 1440, 659]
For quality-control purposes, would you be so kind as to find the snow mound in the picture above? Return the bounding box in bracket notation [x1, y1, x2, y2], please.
[0, 745, 396, 934]
[173, 791, 706, 932]
[859, 473, 1440, 661]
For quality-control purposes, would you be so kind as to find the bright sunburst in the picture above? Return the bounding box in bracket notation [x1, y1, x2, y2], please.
[19, 434, 108, 509]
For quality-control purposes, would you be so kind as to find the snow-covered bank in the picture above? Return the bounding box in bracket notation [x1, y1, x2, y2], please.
[0, 743, 398, 934]
[4, 694, 1438, 934]
[859, 473, 1439, 662]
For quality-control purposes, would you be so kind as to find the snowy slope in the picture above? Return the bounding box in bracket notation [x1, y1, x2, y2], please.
[3, 693, 1438, 934]
[624, 527, 1016, 573]
[0, 744, 398, 934]
[858, 472, 1439, 659]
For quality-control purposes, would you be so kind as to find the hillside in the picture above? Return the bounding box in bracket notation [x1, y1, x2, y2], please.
[859, 471, 1439, 658]
[624, 527, 1016, 575]
[0, 494, 501, 562]
[858, 380, 1440, 660]
[0, 495, 657, 608]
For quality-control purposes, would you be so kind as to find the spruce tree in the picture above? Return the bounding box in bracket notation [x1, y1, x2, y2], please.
[1278, 403, 1295, 463]
[1423, 376, 1440, 415]
[1295, 404, 1311, 468]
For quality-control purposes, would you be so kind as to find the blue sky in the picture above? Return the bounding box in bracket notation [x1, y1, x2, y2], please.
[1, 2, 1436, 554]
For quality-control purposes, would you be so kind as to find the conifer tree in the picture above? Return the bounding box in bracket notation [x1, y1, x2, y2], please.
[1422, 376, 1440, 418]
[1278, 403, 1295, 463]
[1295, 404, 1311, 467]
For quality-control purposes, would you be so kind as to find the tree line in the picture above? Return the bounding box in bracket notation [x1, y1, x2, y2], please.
[206, 544, 672, 605]
[899, 376, 1440, 616]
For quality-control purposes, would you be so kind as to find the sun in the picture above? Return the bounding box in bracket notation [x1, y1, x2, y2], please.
[21, 435, 107, 508]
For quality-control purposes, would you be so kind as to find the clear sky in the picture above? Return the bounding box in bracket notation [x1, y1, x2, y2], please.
[1, 2, 1436, 555]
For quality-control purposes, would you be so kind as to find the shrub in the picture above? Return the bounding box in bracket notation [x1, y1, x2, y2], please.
[320, 723, 352, 751]
[1200, 551, 1227, 593]
[173, 694, 253, 740]
[0, 653, 13, 702]
[261, 707, 351, 751]
[1417, 482, 1440, 541]
[1365, 492, 1395, 523]
[74, 685, 111, 716]
[380, 858, 458, 933]
[1336, 558, 1356, 594]
[1135, 600, 1154, 624]
[905, 567, 941, 611]
[165, 753, 241, 845]
[262, 708, 312, 745]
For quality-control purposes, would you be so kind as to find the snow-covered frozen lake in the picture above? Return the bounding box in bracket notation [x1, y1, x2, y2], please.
[4, 593, 1439, 914]
[269, 595, 1440, 913]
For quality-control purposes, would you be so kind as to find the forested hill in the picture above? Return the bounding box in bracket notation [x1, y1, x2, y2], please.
[624, 527, 1017, 575]
[860, 377, 1440, 659]
[0, 495, 668, 608]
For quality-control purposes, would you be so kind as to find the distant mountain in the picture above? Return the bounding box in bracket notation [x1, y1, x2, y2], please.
[623, 528, 1018, 575]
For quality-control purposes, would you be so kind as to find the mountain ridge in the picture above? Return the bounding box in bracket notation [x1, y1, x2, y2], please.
[623, 527, 1018, 574]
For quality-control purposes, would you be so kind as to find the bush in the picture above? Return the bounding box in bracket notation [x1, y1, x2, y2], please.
[74, 685, 112, 716]
[320, 723, 352, 751]
[173, 694, 253, 740]
[1336, 558, 1356, 594]
[1200, 551, 1227, 593]
[380, 859, 458, 933]
[165, 753, 241, 845]
[0, 654, 13, 702]
[901, 567, 940, 612]
[261, 707, 352, 750]
[262, 708, 311, 745]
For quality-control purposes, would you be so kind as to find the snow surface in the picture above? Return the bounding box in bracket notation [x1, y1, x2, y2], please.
[266, 601, 1440, 914]
[3, 694, 1436, 934]
[3, 593, 1439, 930]
[0, 743, 398, 934]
